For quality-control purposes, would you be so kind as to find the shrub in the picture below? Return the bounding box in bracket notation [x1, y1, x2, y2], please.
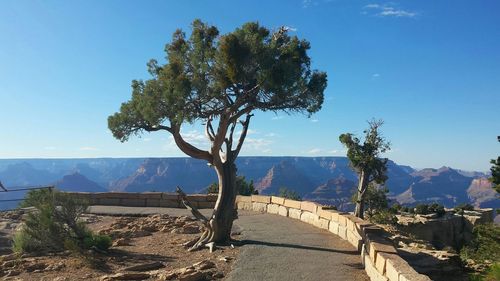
[370, 210, 397, 225]
[454, 203, 475, 213]
[414, 204, 430, 215]
[428, 203, 446, 217]
[13, 189, 110, 254]
[363, 185, 389, 217]
[460, 224, 500, 263]
[278, 187, 301, 201]
[206, 175, 258, 196]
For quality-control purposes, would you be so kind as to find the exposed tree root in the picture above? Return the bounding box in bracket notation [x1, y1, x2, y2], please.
[176, 186, 216, 252]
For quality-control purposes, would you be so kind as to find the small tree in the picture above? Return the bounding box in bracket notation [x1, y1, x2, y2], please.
[206, 175, 258, 196]
[278, 187, 301, 201]
[363, 185, 389, 217]
[490, 136, 500, 193]
[339, 119, 390, 219]
[108, 20, 327, 246]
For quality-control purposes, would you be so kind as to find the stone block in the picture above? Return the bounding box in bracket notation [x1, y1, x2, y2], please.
[251, 195, 271, 204]
[331, 211, 340, 222]
[186, 194, 209, 201]
[288, 208, 302, 220]
[385, 255, 415, 281]
[271, 196, 285, 205]
[399, 272, 432, 281]
[98, 198, 121, 206]
[159, 199, 180, 208]
[338, 215, 348, 226]
[237, 201, 252, 211]
[300, 211, 319, 225]
[278, 206, 288, 217]
[300, 201, 318, 214]
[236, 195, 251, 203]
[347, 230, 363, 252]
[283, 199, 301, 209]
[376, 252, 397, 275]
[329, 220, 339, 235]
[139, 192, 163, 199]
[162, 193, 180, 200]
[364, 254, 389, 281]
[315, 217, 330, 230]
[145, 198, 160, 207]
[317, 208, 333, 220]
[338, 225, 347, 240]
[252, 202, 268, 213]
[267, 203, 280, 215]
[196, 201, 215, 209]
[368, 240, 398, 264]
[206, 194, 218, 201]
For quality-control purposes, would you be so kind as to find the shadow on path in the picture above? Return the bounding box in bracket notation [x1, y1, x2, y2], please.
[238, 239, 359, 255]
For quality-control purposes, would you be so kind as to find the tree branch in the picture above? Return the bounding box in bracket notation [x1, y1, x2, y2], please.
[231, 113, 253, 161]
[204, 116, 215, 142]
[171, 124, 213, 163]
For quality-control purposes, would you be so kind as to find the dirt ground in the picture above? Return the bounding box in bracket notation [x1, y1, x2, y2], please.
[0, 212, 239, 280]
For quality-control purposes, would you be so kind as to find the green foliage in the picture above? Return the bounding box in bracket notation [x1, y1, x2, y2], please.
[13, 189, 109, 254]
[454, 203, 475, 213]
[108, 19, 327, 145]
[339, 120, 391, 185]
[19, 187, 54, 208]
[278, 187, 301, 201]
[370, 210, 398, 225]
[339, 119, 391, 218]
[364, 185, 389, 217]
[413, 203, 445, 217]
[489, 136, 500, 193]
[460, 224, 500, 264]
[206, 175, 258, 196]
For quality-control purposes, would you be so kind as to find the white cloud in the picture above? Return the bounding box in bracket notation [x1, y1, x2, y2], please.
[44, 146, 56, 150]
[271, 115, 284, 120]
[265, 132, 277, 137]
[372, 73, 380, 78]
[311, 119, 319, 123]
[363, 4, 417, 18]
[308, 148, 322, 154]
[143, 138, 152, 142]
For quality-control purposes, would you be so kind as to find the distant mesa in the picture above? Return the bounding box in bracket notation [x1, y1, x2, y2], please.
[54, 172, 106, 192]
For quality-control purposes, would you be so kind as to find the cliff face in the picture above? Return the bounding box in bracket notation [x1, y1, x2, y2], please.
[0, 157, 497, 212]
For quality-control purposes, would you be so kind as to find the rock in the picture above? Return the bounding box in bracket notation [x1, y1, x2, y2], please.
[100, 272, 151, 280]
[213, 271, 224, 278]
[156, 271, 177, 280]
[24, 262, 47, 272]
[122, 262, 165, 272]
[45, 261, 66, 271]
[218, 256, 232, 262]
[4, 269, 21, 277]
[2, 259, 17, 268]
[193, 260, 215, 271]
[113, 238, 132, 247]
[182, 224, 201, 234]
[178, 270, 205, 281]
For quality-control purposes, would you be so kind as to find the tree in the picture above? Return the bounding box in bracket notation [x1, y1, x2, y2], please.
[490, 136, 500, 193]
[206, 175, 258, 196]
[339, 120, 390, 219]
[278, 187, 301, 201]
[363, 184, 389, 217]
[108, 20, 327, 247]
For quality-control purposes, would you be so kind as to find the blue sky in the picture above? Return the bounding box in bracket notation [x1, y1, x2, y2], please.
[0, 0, 499, 171]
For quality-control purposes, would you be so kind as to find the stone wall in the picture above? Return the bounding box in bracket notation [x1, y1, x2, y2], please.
[66, 192, 217, 209]
[236, 195, 432, 281]
[65, 192, 431, 281]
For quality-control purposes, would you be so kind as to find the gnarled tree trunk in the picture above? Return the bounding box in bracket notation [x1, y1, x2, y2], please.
[209, 160, 238, 243]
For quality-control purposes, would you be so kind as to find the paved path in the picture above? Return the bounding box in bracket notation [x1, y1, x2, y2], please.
[88, 206, 369, 281]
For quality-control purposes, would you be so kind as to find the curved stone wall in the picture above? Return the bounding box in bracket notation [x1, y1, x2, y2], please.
[66, 192, 431, 281]
[236, 195, 432, 281]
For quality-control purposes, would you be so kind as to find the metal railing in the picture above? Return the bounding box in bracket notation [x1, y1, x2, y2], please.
[0, 181, 54, 211]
